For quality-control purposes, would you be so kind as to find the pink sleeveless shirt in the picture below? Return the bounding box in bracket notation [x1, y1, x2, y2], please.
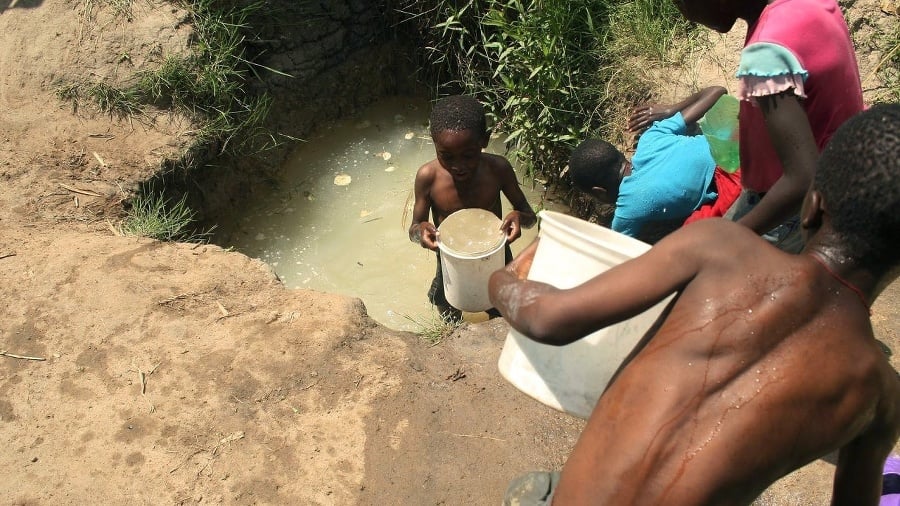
[737, 0, 864, 192]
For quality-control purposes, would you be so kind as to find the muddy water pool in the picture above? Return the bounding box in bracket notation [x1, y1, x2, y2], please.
[214, 97, 567, 331]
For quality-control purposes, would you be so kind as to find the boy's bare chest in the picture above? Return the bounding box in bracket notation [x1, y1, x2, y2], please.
[432, 175, 501, 215]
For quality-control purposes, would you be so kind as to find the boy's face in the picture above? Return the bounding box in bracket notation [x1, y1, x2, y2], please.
[433, 128, 488, 182]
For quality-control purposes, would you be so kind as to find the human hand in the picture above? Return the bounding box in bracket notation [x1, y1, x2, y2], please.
[413, 222, 439, 251]
[508, 238, 539, 279]
[627, 104, 673, 133]
[500, 211, 523, 243]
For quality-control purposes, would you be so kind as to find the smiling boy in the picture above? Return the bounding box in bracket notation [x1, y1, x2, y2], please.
[409, 95, 536, 321]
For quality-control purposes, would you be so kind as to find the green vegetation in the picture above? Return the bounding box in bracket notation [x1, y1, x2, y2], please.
[58, 0, 279, 156]
[399, 311, 465, 345]
[394, 0, 698, 182]
[119, 189, 213, 242]
[135, 0, 283, 153]
[86, 82, 143, 118]
[58, 0, 286, 242]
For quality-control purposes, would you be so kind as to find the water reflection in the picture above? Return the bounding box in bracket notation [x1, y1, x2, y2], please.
[215, 96, 565, 331]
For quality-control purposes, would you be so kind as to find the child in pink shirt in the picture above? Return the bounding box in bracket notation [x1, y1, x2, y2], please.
[674, 0, 864, 252]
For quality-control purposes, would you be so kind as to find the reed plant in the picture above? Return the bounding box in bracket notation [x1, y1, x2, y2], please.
[393, 0, 697, 183]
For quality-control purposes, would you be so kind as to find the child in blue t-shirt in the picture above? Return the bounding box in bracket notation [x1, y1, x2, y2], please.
[569, 86, 740, 240]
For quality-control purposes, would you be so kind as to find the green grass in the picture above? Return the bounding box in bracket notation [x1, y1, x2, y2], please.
[596, 0, 704, 146]
[119, 190, 213, 242]
[86, 82, 143, 118]
[58, 0, 279, 156]
[605, 0, 699, 63]
[399, 310, 464, 346]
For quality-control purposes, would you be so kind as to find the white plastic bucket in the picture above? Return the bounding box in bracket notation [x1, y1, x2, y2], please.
[497, 211, 674, 419]
[437, 209, 507, 312]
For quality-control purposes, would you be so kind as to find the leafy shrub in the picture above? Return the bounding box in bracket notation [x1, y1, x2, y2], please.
[393, 0, 696, 183]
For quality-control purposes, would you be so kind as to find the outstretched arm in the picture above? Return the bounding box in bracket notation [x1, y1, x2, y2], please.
[737, 92, 817, 234]
[628, 86, 727, 133]
[489, 220, 710, 345]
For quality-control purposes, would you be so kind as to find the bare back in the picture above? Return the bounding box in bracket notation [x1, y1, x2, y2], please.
[554, 221, 900, 505]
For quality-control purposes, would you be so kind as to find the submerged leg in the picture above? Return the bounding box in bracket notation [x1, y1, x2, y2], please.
[428, 251, 462, 323]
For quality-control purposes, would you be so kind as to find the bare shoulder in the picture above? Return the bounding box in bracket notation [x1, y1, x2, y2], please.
[415, 158, 441, 178]
[481, 152, 515, 174]
[414, 159, 443, 190]
[657, 218, 770, 265]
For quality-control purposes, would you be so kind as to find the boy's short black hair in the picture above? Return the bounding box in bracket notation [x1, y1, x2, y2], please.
[815, 103, 900, 270]
[429, 95, 487, 138]
[568, 139, 625, 195]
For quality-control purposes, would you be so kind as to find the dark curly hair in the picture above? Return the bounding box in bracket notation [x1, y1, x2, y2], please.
[568, 138, 625, 197]
[429, 95, 487, 138]
[815, 103, 900, 271]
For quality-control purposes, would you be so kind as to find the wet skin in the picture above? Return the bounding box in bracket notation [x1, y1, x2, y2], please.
[490, 218, 900, 505]
[408, 128, 536, 250]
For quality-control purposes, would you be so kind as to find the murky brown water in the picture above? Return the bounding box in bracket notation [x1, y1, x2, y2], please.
[215, 96, 566, 331]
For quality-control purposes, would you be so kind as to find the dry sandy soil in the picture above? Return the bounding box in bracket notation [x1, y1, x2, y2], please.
[0, 1, 897, 505]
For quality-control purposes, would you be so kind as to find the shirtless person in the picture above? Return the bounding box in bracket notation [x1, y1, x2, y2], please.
[490, 104, 900, 504]
[409, 95, 536, 321]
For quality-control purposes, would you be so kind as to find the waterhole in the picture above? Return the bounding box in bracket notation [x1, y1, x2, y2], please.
[214, 96, 566, 331]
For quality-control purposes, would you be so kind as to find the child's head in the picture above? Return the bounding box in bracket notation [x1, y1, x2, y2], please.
[810, 103, 900, 272]
[673, 1, 763, 33]
[429, 96, 489, 182]
[568, 139, 626, 200]
[429, 95, 488, 139]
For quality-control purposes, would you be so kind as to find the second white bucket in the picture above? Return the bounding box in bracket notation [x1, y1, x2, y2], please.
[497, 211, 674, 419]
[437, 208, 507, 312]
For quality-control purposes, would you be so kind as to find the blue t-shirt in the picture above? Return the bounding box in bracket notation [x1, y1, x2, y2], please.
[612, 112, 718, 237]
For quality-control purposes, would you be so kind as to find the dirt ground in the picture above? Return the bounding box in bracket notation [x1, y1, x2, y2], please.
[0, 1, 897, 505]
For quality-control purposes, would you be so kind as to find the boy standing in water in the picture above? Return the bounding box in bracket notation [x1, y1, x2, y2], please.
[491, 105, 900, 504]
[409, 95, 536, 321]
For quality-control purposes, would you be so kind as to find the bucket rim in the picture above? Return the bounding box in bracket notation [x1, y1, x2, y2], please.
[437, 208, 507, 258]
[537, 210, 651, 257]
[437, 234, 507, 259]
